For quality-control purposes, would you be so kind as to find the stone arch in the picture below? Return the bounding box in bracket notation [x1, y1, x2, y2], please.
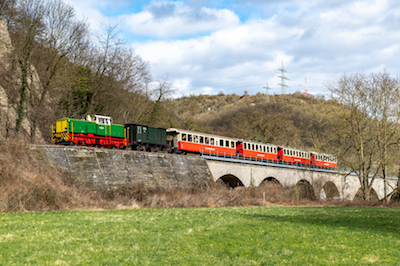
[218, 174, 244, 188]
[295, 179, 316, 200]
[320, 181, 340, 200]
[354, 188, 379, 201]
[259, 177, 283, 187]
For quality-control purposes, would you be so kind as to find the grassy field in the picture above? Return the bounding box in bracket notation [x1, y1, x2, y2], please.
[1, 206, 399, 265]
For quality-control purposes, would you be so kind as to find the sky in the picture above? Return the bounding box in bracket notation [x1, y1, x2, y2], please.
[63, 0, 400, 97]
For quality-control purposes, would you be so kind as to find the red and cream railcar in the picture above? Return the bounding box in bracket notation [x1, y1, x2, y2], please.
[236, 140, 278, 161]
[313, 153, 337, 170]
[166, 128, 238, 156]
[279, 147, 313, 166]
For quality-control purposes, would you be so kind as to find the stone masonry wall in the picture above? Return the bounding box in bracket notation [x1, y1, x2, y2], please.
[34, 145, 212, 190]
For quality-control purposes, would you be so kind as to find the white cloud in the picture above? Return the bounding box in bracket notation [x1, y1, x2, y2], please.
[60, 0, 400, 96]
[123, 1, 239, 38]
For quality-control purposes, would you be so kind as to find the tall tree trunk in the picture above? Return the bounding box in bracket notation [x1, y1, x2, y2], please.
[15, 48, 30, 138]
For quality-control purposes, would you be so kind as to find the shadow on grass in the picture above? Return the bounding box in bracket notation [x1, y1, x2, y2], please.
[239, 206, 400, 236]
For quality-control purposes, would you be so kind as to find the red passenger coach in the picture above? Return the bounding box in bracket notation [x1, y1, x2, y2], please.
[166, 128, 237, 156]
[313, 153, 337, 170]
[236, 140, 278, 161]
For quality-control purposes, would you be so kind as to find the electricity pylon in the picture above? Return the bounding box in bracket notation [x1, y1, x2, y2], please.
[263, 82, 271, 103]
[277, 62, 289, 94]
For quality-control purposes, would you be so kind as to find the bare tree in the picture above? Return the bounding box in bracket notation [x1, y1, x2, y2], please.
[148, 74, 174, 125]
[327, 72, 400, 201]
[27, 0, 90, 142]
[5, 0, 46, 139]
[369, 72, 400, 201]
[87, 18, 151, 122]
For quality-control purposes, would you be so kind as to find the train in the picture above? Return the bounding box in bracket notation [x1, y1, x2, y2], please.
[52, 114, 337, 170]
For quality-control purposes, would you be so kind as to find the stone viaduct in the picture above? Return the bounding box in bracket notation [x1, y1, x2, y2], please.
[35, 145, 398, 201]
[205, 159, 397, 201]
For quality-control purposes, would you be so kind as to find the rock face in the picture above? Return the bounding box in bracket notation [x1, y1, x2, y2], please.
[0, 19, 45, 142]
[34, 145, 212, 190]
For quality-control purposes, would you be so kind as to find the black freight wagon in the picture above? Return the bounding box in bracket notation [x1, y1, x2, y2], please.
[125, 124, 167, 151]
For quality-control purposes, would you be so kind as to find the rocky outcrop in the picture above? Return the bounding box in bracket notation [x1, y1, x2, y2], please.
[0, 19, 45, 142]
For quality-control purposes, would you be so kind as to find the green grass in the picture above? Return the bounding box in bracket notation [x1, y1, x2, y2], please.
[1, 207, 399, 265]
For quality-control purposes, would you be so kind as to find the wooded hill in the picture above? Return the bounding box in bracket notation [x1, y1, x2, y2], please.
[156, 92, 340, 154]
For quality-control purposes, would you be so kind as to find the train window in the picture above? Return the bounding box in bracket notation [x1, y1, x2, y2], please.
[231, 141, 235, 148]
[256, 145, 258, 151]
[200, 136, 204, 144]
[252, 144, 255, 150]
[225, 140, 229, 147]
[205, 137, 209, 144]
[263, 146, 265, 152]
[182, 133, 187, 141]
[211, 138, 215, 145]
[194, 135, 198, 143]
[290, 150, 293, 156]
[267, 147, 269, 152]
[188, 134, 192, 142]
[220, 139, 224, 146]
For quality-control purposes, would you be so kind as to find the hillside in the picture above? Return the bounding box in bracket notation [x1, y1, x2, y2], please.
[157, 92, 341, 155]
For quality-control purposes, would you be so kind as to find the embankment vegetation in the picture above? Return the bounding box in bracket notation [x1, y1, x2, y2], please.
[1, 140, 400, 213]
